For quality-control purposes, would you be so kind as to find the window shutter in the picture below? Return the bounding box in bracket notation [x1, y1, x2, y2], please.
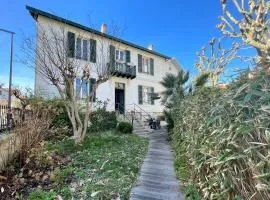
[67, 31, 75, 58]
[90, 39, 96, 63]
[150, 58, 154, 75]
[138, 54, 142, 72]
[125, 50, 130, 63]
[150, 87, 154, 105]
[89, 78, 96, 102]
[138, 85, 143, 105]
[109, 45, 115, 70]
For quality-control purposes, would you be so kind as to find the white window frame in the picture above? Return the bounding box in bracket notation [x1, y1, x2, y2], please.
[115, 48, 125, 63]
[75, 37, 90, 61]
[142, 56, 150, 74]
[142, 86, 152, 105]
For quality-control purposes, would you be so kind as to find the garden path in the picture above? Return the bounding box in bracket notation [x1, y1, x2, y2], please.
[130, 127, 184, 200]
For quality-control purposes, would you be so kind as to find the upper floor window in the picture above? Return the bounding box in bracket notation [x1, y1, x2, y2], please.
[76, 38, 89, 61]
[115, 49, 125, 62]
[138, 54, 154, 75]
[142, 56, 150, 73]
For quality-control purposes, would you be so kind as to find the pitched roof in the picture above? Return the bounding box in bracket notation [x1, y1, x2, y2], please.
[26, 5, 171, 60]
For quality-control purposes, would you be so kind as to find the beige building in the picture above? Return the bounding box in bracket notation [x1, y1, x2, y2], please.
[27, 6, 180, 116]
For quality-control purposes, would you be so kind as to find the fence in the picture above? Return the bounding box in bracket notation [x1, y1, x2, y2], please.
[0, 105, 31, 134]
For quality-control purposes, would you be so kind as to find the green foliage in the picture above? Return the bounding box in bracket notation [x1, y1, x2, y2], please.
[117, 122, 133, 134]
[46, 131, 149, 199]
[160, 69, 189, 107]
[28, 189, 57, 200]
[184, 185, 201, 200]
[171, 71, 270, 199]
[88, 108, 117, 133]
[28, 97, 71, 128]
[51, 166, 74, 184]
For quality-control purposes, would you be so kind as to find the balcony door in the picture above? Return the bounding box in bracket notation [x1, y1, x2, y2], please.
[115, 82, 125, 114]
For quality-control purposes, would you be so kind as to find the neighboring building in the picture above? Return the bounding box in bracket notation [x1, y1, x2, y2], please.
[26, 6, 180, 116]
[0, 86, 9, 105]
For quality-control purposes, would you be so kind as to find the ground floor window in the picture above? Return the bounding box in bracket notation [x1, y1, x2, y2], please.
[75, 78, 96, 101]
[138, 85, 154, 105]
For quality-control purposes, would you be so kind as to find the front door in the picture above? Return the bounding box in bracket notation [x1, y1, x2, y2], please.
[115, 83, 125, 114]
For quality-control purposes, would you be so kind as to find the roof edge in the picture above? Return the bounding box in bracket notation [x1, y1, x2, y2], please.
[26, 5, 172, 60]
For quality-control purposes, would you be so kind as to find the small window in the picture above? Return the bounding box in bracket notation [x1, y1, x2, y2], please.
[81, 80, 88, 98]
[142, 56, 150, 74]
[115, 49, 125, 62]
[75, 78, 81, 97]
[76, 38, 82, 59]
[82, 40, 88, 61]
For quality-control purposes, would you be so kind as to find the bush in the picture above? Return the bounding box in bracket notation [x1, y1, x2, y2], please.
[28, 189, 56, 200]
[171, 71, 270, 199]
[117, 122, 133, 134]
[88, 108, 117, 133]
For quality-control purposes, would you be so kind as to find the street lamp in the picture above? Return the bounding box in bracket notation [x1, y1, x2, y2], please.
[0, 28, 15, 130]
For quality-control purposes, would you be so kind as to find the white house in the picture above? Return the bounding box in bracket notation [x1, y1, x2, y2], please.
[26, 6, 180, 117]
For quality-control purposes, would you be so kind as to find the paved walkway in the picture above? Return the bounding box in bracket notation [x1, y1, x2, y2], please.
[130, 127, 184, 200]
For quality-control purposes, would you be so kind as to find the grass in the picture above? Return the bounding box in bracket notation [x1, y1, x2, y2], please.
[31, 131, 149, 200]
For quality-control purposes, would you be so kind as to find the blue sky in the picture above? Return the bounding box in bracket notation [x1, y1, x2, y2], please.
[0, 0, 255, 89]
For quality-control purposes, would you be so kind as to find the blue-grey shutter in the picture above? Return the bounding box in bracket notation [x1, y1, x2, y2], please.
[150, 58, 154, 75]
[138, 85, 143, 104]
[125, 50, 130, 63]
[89, 78, 96, 102]
[67, 31, 75, 58]
[138, 54, 142, 72]
[90, 39, 96, 63]
[109, 45, 115, 70]
[151, 87, 154, 105]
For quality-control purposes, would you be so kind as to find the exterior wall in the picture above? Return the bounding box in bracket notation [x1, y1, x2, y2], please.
[35, 16, 180, 115]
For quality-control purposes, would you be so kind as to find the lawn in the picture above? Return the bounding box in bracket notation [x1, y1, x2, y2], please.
[13, 131, 148, 200]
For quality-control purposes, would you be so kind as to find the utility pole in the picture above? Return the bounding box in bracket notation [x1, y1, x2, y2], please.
[0, 28, 15, 131]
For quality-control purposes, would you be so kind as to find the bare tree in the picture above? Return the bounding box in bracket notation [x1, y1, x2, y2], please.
[21, 23, 116, 143]
[194, 38, 239, 86]
[218, 0, 270, 62]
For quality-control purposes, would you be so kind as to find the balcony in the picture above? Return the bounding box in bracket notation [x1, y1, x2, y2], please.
[110, 62, 136, 79]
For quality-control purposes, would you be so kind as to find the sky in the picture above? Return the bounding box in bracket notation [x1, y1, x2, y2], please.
[0, 0, 256, 89]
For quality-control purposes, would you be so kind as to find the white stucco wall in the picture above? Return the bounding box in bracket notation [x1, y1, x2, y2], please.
[35, 15, 180, 115]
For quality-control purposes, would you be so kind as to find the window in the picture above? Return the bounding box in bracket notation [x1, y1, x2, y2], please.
[142, 56, 150, 73]
[75, 38, 90, 61]
[75, 78, 96, 101]
[82, 40, 88, 61]
[138, 85, 154, 105]
[76, 38, 82, 59]
[143, 86, 151, 104]
[115, 49, 125, 62]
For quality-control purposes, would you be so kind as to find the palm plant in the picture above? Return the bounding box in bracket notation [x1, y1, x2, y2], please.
[160, 69, 189, 107]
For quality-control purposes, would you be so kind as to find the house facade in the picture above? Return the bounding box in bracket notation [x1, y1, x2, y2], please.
[27, 6, 180, 116]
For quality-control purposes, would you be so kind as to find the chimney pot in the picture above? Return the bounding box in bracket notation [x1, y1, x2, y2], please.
[148, 44, 154, 51]
[101, 23, 107, 34]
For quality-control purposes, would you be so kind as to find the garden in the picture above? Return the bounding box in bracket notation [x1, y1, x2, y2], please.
[0, 99, 148, 200]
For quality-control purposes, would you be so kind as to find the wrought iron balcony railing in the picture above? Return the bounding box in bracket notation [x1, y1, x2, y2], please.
[110, 62, 136, 79]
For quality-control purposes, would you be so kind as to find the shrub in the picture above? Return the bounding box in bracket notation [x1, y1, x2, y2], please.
[171, 71, 270, 199]
[28, 189, 56, 200]
[88, 108, 117, 133]
[117, 122, 133, 134]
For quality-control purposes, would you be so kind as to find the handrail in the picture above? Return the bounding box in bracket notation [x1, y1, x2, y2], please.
[115, 103, 133, 125]
[127, 103, 152, 118]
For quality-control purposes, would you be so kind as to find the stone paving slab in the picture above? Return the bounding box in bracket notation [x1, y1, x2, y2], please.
[130, 128, 184, 200]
